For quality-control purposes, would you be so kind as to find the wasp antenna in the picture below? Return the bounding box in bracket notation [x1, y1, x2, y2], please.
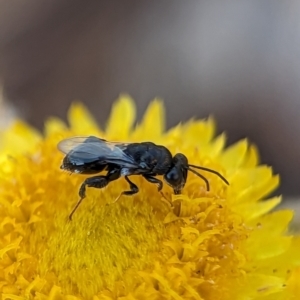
[188, 164, 229, 185]
[187, 167, 210, 191]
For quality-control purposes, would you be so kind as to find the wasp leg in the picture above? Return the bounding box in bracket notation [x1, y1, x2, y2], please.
[114, 176, 139, 202]
[69, 169, 120, 220]
[143, 175, 173, 208]
[143, 175, 163, 191]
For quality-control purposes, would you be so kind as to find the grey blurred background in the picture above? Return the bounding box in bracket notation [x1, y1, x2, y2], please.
[0, 1, 300, 203]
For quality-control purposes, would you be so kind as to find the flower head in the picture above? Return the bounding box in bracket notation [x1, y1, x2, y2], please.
[0, 95, 299, 299]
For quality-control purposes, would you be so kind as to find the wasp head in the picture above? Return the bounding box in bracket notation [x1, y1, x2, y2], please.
[164, 153, 188, 194]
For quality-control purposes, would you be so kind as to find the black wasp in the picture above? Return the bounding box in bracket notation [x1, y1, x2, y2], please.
[58, 136, 229, 220]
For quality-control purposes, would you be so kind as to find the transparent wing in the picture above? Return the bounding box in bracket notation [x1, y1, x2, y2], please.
[57, 136, 137, 167]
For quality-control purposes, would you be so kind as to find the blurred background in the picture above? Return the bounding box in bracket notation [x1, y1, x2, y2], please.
[0, 1, 299, 222]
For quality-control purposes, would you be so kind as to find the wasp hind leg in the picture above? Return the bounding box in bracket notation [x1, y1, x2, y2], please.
[69, 169, 120, 220]
[114, 176, 139, 202]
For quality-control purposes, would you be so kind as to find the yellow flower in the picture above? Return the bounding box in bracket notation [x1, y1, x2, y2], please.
[0, 95, 299, 300]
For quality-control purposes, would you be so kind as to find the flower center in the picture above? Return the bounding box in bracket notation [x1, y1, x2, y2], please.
[37, 192, 166, 297]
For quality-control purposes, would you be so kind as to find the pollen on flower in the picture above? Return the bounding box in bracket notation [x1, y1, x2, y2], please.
[38, 193, 166, 297]
[0, 96, 299, 300]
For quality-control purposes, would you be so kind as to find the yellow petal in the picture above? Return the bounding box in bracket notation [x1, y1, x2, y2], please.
[0, 120, 41, 154]
[237, 274, 285, 298]
[243, 144, 259, 167]
[202, 133, 226, 157]
[132, 99, 165, 140]
[248, 210, 294, 234]
[228, 166, 277, 203]
[246, 211, 293, 260]
[182, 116, 216, 145]
[233, 196, 282, 221]
[230, 173, 280, 204]
[44, 117, 67, 136]
[244, 233, 300, 281]
[286, 267, 300, 298]
[67, 102, 100, 135]
[219, 139, 248, 169]
[106, 94, 136, 140]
